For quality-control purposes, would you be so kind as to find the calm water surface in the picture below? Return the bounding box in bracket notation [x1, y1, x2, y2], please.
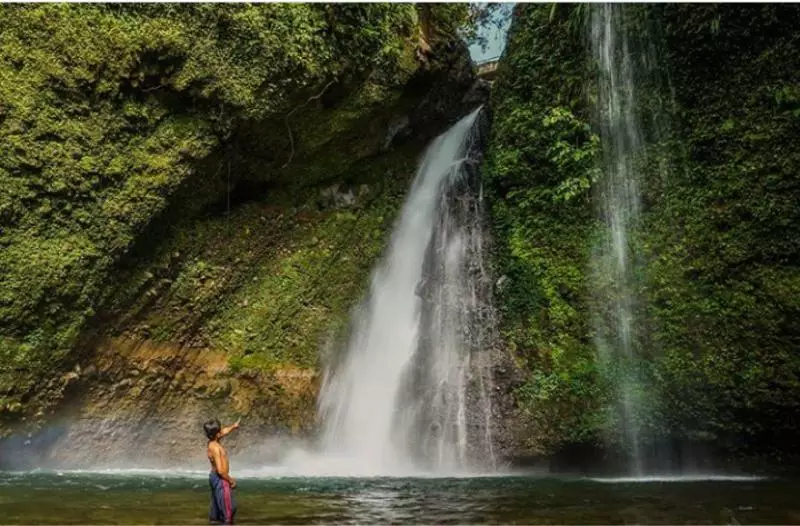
[1, 471, 798, 524]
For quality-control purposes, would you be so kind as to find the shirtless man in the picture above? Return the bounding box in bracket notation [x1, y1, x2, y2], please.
[204, 418, 240, 524]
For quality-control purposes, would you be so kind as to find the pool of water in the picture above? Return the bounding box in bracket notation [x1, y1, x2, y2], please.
[0, 471, 798, 524]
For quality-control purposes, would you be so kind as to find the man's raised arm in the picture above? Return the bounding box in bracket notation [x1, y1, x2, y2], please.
[219, 419, 240, 439]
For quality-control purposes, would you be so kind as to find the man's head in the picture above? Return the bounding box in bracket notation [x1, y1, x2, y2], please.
[204, 418, 221, 440]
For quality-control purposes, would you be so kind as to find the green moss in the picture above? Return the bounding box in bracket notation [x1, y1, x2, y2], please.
[103, 145, 419, 375]
[215, 200, 394, 370]
[640, 4, 800, 458]
[484, 5, 606, 453]
[0, 3, 476, 427]
[488, 4, 800, 461]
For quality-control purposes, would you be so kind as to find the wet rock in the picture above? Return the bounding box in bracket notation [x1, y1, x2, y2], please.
[62, 372, 79, 385]
[383, 115, 410, 150]
[320, 183, 356, 209]
[461, 78, 492, 106]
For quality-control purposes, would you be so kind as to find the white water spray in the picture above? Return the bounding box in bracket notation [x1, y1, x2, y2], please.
[314, 108, 496, 476]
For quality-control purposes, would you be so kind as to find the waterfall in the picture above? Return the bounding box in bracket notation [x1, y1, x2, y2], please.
[590, 3, 650, 475]
[314, 107, 497, 476]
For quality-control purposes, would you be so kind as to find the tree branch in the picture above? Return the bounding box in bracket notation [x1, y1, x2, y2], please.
[282, 78, 337, 169]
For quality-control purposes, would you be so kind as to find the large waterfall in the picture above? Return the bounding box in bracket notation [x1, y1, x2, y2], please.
[590, 4, 651, 475]
[312, 108, 497, 476]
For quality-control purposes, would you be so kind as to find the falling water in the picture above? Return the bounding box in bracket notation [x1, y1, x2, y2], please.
[315, 108, 497, 475]
[590, 4, 649, 475]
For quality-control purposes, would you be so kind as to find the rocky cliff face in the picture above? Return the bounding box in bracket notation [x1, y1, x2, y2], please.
[0, 4, 482, 465]
[2, 338, 317, 469]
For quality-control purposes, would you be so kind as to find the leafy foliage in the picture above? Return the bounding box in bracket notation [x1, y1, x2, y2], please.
[484, 4, 605, 453]
[0, 4, 474, 423]
[641, 4, 800, 460]
[105, 146, 418, 373]
[487, 3, 800, 462]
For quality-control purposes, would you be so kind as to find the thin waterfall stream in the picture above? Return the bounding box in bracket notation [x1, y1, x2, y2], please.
[590, 4, 665, 475]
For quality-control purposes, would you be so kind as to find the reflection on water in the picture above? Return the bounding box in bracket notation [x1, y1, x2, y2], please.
[0, 472, 798, 524]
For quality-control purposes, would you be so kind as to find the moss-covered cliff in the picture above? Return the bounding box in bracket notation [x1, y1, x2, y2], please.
[486, 4, 800, 468]
[0, 3, 479, 443]
[484, 4, 602, 458]
[644, 4, 800, 465]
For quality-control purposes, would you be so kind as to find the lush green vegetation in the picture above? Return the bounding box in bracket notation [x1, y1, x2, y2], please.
[104, 145, 420, 372]
[486, 4, 800, 463]
[484, 5, 604, 455]
[642, 4, 800, 461]
[0, 3, 476, 428]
